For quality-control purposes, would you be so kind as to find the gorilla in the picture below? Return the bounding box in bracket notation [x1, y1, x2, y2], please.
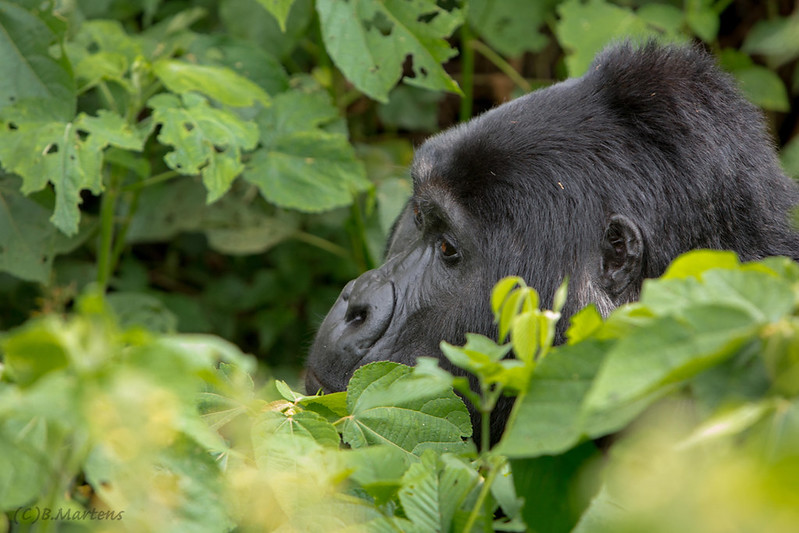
[305, 41, 799, 439]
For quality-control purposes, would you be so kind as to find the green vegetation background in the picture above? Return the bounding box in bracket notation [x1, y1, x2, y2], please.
[1, 0, 798, 532]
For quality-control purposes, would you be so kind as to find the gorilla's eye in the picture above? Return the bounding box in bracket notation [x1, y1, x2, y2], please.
[413, 205, 423, 229]
[438, 238, 459, 261]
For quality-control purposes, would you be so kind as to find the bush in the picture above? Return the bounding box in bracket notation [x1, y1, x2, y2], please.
[1, 0, 798, 531]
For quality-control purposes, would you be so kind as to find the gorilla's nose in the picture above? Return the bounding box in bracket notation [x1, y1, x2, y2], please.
[340, 271, 395, 355]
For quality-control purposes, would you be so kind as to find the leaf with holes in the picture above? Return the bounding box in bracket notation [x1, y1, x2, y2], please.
[0, 108, 144, 235]
[0, 2, 75, 120]
[316, 0, 462, 103]
[149, 93, 259, 203]
[340, 362, 472, 456]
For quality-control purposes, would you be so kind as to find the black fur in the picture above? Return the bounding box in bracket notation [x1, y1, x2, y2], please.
[305, 41, 799, 442]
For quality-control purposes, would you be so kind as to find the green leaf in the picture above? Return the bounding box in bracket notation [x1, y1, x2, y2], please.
[316, 0, 462, 103]
[2, 321, 70, 386]
[468, 0, 557, 57]
[661, 249, 741, 280]
[742, 13, 799, 68]
[75, 110, 146, 151]
[345, 445, 412, 505]
[153, 59, 271, 107]
[491, 276, 524, 320]
[636, 4, 684, 34]
[511, 441, 600, 533]
[644, 268, 796, 324]
[0, 178, 93, 283]
[341, 362, 472, 456]
[254, 410, 341, 447]
[254, 0, 296, 32]
[0, 1, 75, 120]
[685, 1, 718, 43]
[0, 108, 127, 235]
[149, 93, 259, 202]
[566, 305, 604, 344]
[584, 306, 758, 417]
[398, 452, 483, 532]
[676, 400, 776, 450]
[732, 65, 790, 112]
[496, 340, 607, 458]
[377, 85, 443, 132]
[244, 89, 369, 211]
[106, 292, 178, 333]
[555, 0, 659, 77]
[298, 391, 349, 421]
[219, 0, 314, 60]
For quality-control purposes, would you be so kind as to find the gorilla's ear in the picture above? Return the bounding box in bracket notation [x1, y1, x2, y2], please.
[599, 214, 644, 297]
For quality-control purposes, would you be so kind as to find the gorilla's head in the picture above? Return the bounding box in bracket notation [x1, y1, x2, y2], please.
[305, 42, 799, 433]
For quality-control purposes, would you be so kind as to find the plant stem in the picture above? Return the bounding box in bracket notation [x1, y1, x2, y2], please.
[462, 455, 504, 533]
[469, 40, 532, 93]
[122, 170, 181, 192]
[109, 188, 142, 274]
[96, 171, 121, 291]
[459, 21, 475, 122]
[292, 231, 351, 259]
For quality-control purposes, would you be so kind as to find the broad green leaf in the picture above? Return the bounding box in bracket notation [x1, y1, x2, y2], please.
[742, 13, 799, 68]
[2, 322, 70, 386]
[188, 35, 290, 96]
[661, 249, 741, 279]
[66, 20, 142, 92]
[468, 0, 557, 57]
[341, 362, 471, 456]
[496, 340, 607, 458]
[732, 66, 790, 112]
[584, 306, 758, 416]
[685, 0, 718, 42]
[106, 292, 178, 333]
[75, 110, 146, 151]
[245, 130, 369, 211]
[0, 1, 75, 120]
[298, 391, 348, 422]
[377, 86, 442, 132]
[511, 441, 600, 533]
[398, 453, 440, 531]
[676, 400, 776, 450]
[0, 178, 93, 283]
[643, 268, 796, 324]
[245, 89, 369, 211]
[254, 410, 341, 447]
[0, 107, 141, 235]
[316, 0, 462, 102]
[153, 59, 271, 107]
[566, 305, 604, 344]
[255, 0, 296, 31]
[0, 417, 50, 510]
[149, 93, 259, 202]
[636, 3, 684, 34]
[345, 445, 412, 505]
[555, 0, 658, 77]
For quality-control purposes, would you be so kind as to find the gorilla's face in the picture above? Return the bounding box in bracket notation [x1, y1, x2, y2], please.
[306, 42, 799, 401]
[305, 186, 490, 394]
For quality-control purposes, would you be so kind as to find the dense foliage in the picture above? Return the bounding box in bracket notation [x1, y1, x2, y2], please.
[1, 0, 798, 531]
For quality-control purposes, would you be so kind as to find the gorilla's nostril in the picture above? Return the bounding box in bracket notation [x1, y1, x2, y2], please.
[346, 306, 368, 325]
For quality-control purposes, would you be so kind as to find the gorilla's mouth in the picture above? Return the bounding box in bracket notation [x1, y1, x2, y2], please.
[304, 366, 328, 394]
